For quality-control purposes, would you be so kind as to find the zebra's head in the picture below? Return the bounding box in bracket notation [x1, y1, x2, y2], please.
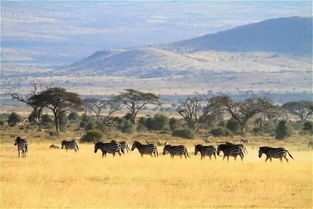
[216, 144, 224, 156]
[14, 136, 22, 146]
[258, 147, 264, 158]
[194, 144, 202, 155]
[131, 141, 139, 151]
[94, 142, 100, 153]
[163, 145, 171, 155]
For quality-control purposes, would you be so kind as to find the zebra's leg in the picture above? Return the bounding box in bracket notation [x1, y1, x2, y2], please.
[213, 153, 217, 159]
[240, 153, 244, 161]
[223, 155, 226, 160]
[227, 156, 230, 161]
[141, 153, 144, 158]
[17, 149, 20, 158]
[265, 156, 269, 162]
[284, 156, 289, 162]
[118, 151, 122, 156]
[279, 157, 282, 162]
[113, 153, 116, 158]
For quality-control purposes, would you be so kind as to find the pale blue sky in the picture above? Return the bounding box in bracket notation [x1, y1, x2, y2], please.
[1, 1, 311, 65]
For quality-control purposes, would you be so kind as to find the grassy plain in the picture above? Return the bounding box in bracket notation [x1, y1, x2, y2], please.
[1, 135, 312, 209]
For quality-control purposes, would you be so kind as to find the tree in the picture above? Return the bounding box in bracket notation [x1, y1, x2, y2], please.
[116, 89, 159, 124]
[216, 95, 275, 132]
[68, 112, 79, 121]
[11, 84, 43, 124]
[275, 120, 292, 139]
[29, 88, 83, 133]
[177, 96, 221, 132]
[84, 96, 122, 125]
[8, 112, 22, 126]
[282, 101, 313, 122]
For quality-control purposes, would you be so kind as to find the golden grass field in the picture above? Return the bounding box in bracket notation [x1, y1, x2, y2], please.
[1, 140, 312, 209]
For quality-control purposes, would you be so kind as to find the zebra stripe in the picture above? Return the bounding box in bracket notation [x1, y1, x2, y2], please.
[194, 144, 216, 160]
[94, 141, 123, 157]
[61, 140, 79, 152]
[217, 143, 245, 161]
[14, 136, 28, 158]
[131, 141, 158, 157]
[259, 146, 294, 162]
[111, 140, 130, 154]
[163, 145, 190, 159]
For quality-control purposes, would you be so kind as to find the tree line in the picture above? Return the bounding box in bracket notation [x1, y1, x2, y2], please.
[8, 86, 313, 140]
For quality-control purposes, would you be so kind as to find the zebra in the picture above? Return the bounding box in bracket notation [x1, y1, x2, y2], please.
[14, 136, 28, 158]
[217, 143, 245, 161]
[111, 140, 130, 153]
[259, 146, 294, 162]
[163, 144, 190, 159]
[194, 144, 216, 160]
[94, 141, 123, 157]
[131, 141, 158, 157]
[49, 144, 60, 149]
[61, 140, 79, 152]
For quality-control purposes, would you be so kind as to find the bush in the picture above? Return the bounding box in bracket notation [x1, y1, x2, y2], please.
[226, 118, 240, 134]
[151, 114, 169, 130]
[81, 129, 103, 143]
[68, 112, 79, 121]
[59, 112, 68, 131]
[8, 112, 22, 126]
[210, 127, 232, 137]
[275, 120, 292, 140]
[169, 118, 184, 131]
[118, 118, 135, 133]
[0, 120, 5, 126]
[303, 121, 313, 131]
[40, 114, 53, 128]
[172, 129, 196, 139]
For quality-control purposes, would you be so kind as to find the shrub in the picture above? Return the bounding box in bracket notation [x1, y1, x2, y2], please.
[210, 127, 232, 137]
[59, 112, 68, 131]
[68, 112, 79, 121]
[0, 120, 5, 126]
[81, 129, 103, 143]
[151, 114, 169, 130]
[172, 129, 196, 139]
[226, 118, 240, 134]
[275, 120, 292, 140]
[118, 118, 135, 133]
[303, 121, 313, 131]
[8, 112, 22, 126]
[169, 118, 184, 131]
[41, 114, 53, 125]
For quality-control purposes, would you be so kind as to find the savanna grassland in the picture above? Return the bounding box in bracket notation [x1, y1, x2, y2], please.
[1, 128, 312, 209]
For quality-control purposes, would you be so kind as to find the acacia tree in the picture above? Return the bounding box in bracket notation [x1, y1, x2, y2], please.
[11, 84, 44, 124]
[117, 89, 159, 124]
[282, 101, 313, 122]
[84, 96, 122, 125]
[177, 96, 222, 132]
[216, 95, 275, 132]
[29, 88, 83, 133]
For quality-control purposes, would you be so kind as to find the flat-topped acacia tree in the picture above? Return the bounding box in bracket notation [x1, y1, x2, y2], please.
[29, 87, 83, 133]
[116, 89, 159, 124]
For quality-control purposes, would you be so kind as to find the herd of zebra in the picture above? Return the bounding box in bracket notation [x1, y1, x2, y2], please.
[14, 136, 294, 162]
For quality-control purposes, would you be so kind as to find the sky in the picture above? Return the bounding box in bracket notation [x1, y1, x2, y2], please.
[1, 1, 312, 65]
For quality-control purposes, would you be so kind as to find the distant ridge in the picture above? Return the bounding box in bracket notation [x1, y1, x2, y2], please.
[61, 16, 312, 78]
[166, 16, 312, 56]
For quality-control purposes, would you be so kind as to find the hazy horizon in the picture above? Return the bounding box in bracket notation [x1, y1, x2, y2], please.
[1, 1, 311, 65]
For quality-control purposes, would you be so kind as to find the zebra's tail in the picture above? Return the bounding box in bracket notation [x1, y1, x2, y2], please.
[287, 150, 294, 159]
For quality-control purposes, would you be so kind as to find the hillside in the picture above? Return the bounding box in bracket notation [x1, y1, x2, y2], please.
[167, 17, 312, 56]
[59, 16, 312, 78]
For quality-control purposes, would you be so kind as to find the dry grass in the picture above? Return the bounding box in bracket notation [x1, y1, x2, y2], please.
[1, 141, 312, 209]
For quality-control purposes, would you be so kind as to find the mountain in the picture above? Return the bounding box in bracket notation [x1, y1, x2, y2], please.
[166, 16, 312, 56]
[59, 16, 311, 78]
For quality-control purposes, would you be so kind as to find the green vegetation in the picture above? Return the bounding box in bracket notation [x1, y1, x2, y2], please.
[275, 120, 292, 140]
[8, 112, 22, 127]
[81, 130, 103, 143]
[172, 129, 196, 139]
